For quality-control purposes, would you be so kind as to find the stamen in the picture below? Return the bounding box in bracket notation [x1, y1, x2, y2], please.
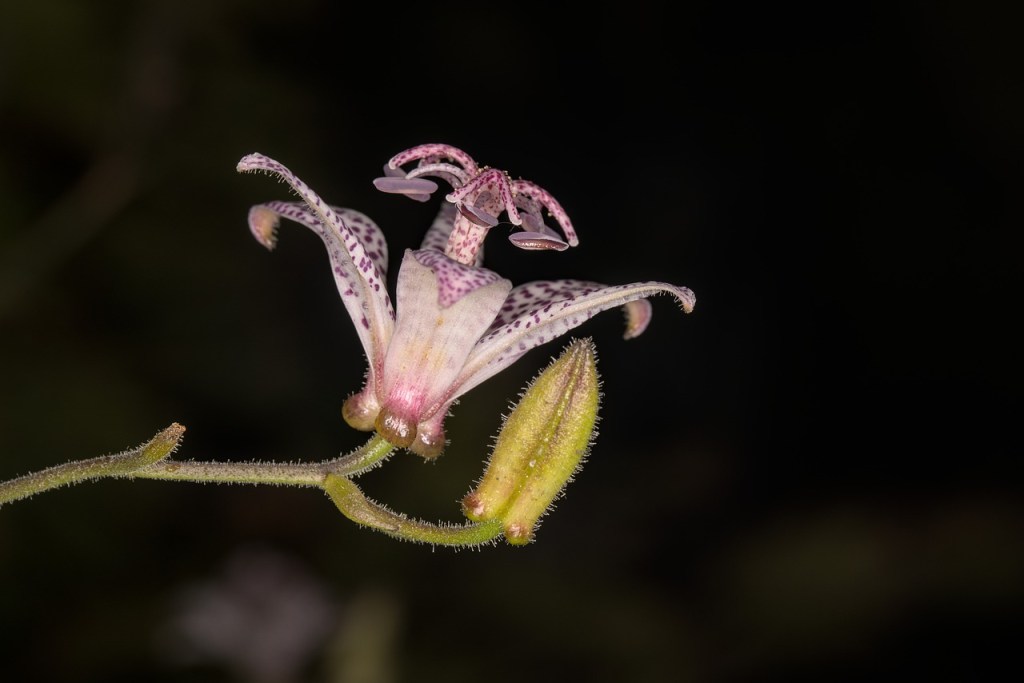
[458, 201, 499, 228]
[444, 218, 490, 266]
[407, 163, 470, 187]
[518, 210, 560, 237]
[372, 176, 438, 202]
[511, 179, 578, 246]
[447, 169, 521, 225]
[388, 144, 478, 175]
[513, 193, 543, 216]
[508, 231, 569, 251]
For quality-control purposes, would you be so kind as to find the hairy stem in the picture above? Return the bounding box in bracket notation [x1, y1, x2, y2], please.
[1, 429, 497, 548]
[324, 474, 503, 546]
[0, 427, 395, 506]
[126, 433, 395, 486]
[126, 459, 326, 487]
[0, 423, 184, 507]
[321, 434, 395, 477]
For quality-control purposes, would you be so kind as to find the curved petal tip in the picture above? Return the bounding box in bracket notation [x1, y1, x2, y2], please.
[247, 205, 280, 250]
[622, 299, 653, 339]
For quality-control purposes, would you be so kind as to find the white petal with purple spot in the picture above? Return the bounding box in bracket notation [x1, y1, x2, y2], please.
[412, 249, 506, 309]
[450, 280, 695, 401]
[380, 251, 511, 429]
[238, 154, 395, 392]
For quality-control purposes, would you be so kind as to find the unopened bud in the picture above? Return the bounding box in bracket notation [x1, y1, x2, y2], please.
[463, 338, 600, 544]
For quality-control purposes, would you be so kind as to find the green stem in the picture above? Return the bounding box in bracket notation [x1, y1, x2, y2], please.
[126, 434, 395, 486]
[0, 423, 184, 507]
[324, 474, 503, 546]
[0, 426, 395, 506]
[321, 434, 395, 477]
[1, 427, 495, 548]
[127, 459, 325, 486]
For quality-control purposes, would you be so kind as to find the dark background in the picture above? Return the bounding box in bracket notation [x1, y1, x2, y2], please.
[1, 2, 1020, 681]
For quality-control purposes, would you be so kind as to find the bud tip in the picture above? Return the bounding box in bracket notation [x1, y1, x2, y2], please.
[504, 522, 534, 545]
[462, 492, 487, 521]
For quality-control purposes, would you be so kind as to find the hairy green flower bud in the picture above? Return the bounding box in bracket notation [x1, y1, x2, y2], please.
[463, 338, 600, 544]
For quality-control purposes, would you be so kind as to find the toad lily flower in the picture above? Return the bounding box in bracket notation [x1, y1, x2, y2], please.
[237, 146, 695, 458]
[373, 142, 580, 262]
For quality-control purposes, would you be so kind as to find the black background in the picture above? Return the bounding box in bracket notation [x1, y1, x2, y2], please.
[1, 2, 1020, 681]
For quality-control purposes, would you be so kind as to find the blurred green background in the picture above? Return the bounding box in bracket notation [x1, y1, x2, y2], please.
[1, 2, 1020, 681]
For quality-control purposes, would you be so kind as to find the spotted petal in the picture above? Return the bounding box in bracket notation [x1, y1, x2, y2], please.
[249, 201, 390, 281]
[239, 154, 395, 392]
[489, 280, 658, 339]
[489, 280, 604, 331]
[376, 250, 511, 453]
[412, 249, 505, 309]
[452, 280, 696, 399]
